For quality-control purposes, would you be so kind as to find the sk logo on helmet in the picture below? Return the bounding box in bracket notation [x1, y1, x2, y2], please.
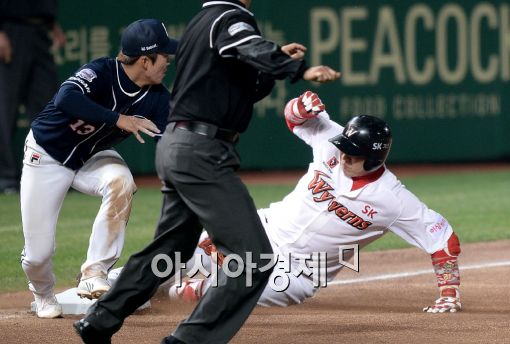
[372, 142, 390, 150]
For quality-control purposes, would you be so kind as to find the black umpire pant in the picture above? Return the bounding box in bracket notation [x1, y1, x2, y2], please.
[84, 124, 274, 343]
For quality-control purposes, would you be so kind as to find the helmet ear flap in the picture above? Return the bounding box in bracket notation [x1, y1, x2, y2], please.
[363, 157, 384, 172]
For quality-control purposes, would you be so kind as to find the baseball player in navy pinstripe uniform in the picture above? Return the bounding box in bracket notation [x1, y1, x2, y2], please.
[20, 19, 177, 318]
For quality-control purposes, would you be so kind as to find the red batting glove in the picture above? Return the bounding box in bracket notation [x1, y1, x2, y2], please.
[284, 91, 325, 129]
[297, 90, 325, 117]
[198, 237, 225, 266]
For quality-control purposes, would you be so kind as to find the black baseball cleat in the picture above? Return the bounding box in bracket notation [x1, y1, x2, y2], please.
[161, 335, 186, 344]
[74, 319, 112, 344]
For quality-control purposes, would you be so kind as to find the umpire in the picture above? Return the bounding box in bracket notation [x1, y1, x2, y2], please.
[75, 1, 340, 343]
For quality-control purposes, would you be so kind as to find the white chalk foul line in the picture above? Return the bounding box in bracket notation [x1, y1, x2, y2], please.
[329, 260, 510, 286]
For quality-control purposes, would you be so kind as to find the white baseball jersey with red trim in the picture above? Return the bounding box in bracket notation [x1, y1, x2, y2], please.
[261, 112, 453, 281]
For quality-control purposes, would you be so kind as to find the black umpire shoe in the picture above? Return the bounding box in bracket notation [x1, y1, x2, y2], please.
[74, 319, 112, 344]
[161, 335, 186, 344]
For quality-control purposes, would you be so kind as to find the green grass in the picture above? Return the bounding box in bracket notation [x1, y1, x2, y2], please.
[1, 170, 509, 292]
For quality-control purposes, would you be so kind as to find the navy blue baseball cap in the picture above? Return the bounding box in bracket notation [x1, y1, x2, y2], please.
[121, 19, 178, 56]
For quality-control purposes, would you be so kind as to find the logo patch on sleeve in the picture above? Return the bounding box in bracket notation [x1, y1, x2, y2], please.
[327, 156, 339, 169]
[228, 22, 255, 36]
[76, 68, 97, 82]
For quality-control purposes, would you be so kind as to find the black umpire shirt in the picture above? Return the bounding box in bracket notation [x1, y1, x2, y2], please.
[169, 0, 308, 133]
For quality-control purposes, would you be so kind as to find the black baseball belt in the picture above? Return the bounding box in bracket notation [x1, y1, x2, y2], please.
[173, 121, 240, 143]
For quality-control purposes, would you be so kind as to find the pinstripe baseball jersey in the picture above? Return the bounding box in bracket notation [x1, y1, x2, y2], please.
[31, 57, 170, 170]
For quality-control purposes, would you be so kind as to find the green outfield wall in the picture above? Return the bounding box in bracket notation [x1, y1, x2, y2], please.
[14, 1, 510, 173]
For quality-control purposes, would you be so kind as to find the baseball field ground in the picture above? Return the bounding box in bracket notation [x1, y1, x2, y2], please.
[1, 164, 509, 343]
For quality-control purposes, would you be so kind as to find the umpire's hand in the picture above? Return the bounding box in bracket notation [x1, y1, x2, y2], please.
[116, 114, 161, 143]
[281, 43, 307, 60]
[303, 65, 341, 83]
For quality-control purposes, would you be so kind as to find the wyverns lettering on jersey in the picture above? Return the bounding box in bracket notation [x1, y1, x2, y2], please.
[308, 170, 372, 230]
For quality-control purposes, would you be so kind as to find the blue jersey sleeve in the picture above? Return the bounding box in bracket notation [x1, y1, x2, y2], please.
[56, 61, 120, 125]
[54, 85, 119, 125]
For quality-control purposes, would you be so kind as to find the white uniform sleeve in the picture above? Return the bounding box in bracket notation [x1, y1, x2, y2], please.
[292, 112, 343, 155]
[388, 187, 453, 254]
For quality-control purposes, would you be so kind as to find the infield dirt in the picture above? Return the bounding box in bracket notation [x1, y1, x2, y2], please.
[1, 240, 508, 344]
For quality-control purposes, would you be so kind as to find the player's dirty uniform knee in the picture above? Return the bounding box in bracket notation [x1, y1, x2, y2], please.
[102, 174, 136, 223]
[78, 172, 136, 280]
